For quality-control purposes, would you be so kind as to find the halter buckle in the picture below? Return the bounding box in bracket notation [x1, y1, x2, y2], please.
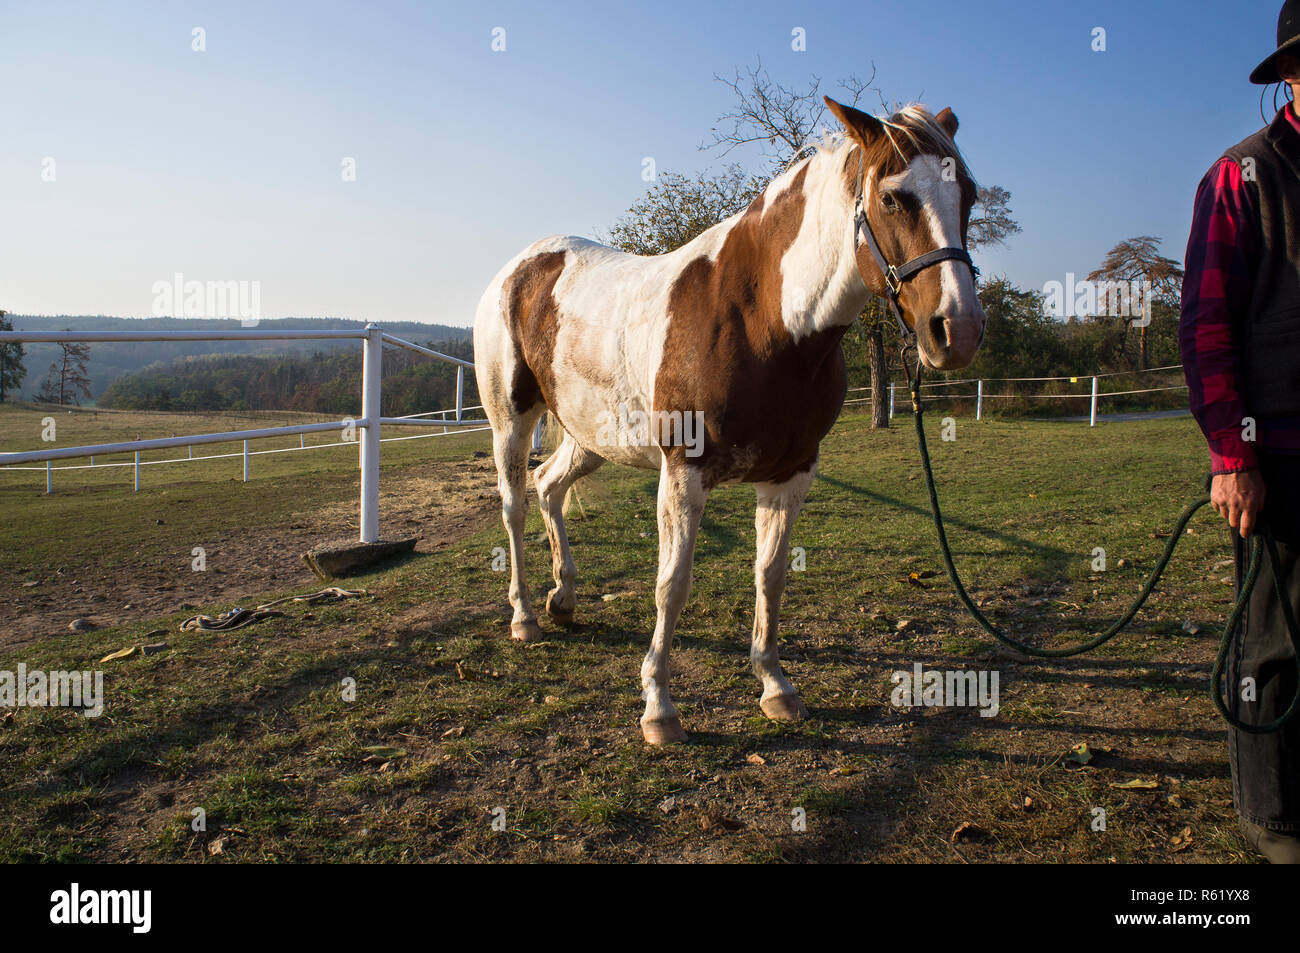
[885, 266, 902, 296]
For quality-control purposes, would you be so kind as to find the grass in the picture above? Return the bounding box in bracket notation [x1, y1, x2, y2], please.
[0, 401, 1259, 863]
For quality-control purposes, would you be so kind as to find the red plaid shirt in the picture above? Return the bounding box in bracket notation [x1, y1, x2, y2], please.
[1180, 106, 1300, 474]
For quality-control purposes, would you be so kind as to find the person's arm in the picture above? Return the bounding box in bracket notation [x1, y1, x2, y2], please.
[1179, 156, 1267, 537]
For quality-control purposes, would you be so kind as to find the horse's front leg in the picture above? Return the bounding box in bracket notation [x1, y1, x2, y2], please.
[752, 464, 814, 721]
[640, 458, 706, 745]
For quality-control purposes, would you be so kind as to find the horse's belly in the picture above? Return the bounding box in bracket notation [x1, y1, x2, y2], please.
[545, 345, 662, 470]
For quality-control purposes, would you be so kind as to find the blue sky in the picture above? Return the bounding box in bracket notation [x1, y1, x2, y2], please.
[0, 0, 1288, 327]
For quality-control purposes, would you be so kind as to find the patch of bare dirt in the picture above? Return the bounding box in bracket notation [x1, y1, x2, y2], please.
[0, 459, 499, 647]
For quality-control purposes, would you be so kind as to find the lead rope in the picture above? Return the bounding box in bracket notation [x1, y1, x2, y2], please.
[898, 343, 1300, 734]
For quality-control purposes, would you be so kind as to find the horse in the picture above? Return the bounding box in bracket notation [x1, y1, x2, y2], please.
[473, 97, 986, 744]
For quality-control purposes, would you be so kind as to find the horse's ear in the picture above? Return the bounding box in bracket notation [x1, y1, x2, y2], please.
[824, 96, 882, 146]
[936, 107, 959, 138]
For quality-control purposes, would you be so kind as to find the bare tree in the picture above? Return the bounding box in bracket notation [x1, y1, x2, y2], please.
[704, 59, 879, 173]
[604, 63, 877, 258]
[1086, 236, 1183, 369]
[36, 335, 92, 406]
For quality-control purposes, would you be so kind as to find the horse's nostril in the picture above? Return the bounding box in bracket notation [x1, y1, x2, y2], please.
[928, 315, 949, 349]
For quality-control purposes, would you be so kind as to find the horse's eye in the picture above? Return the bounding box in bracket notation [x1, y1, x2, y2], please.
[880, 191, 898, 213]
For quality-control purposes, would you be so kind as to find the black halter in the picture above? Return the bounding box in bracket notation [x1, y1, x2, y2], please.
[852, 172, 979, 344]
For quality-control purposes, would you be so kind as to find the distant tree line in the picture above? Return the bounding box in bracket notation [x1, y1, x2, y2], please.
[4, 316, 472, 401]
[98, 337, 476, 416]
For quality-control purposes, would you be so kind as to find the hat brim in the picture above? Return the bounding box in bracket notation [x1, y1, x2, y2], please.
[1251, 33, 1300, 84]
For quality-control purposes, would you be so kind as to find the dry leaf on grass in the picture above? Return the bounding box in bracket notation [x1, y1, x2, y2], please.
[952, 821, 990, 843]
[700, 812, 743, 833]
[361, 745, 408, 763]
[1110, 778, 1159, 790]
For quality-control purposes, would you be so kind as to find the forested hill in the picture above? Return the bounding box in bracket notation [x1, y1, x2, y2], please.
[97, 336, 477, 417]
[7, 316, 471, 401]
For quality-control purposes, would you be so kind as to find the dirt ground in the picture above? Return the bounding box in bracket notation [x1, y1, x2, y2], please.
[1, 459, 500, 647]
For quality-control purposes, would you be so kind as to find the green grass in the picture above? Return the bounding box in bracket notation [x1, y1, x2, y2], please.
[0, 403, 1257, 863]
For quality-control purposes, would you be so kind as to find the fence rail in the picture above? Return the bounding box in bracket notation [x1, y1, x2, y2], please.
[1, 328, 1193, 539]
[0, 323, 486, 542]
[843, 364, 1187, 425]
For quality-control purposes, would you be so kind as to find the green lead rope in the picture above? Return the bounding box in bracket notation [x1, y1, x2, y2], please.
[902, 354, 1300, 734]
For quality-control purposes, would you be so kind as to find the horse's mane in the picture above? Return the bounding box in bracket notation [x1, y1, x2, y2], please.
[788, 104, 975, 188]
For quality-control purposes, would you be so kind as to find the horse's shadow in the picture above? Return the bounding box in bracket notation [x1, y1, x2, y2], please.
[815, 472, 1076, 577]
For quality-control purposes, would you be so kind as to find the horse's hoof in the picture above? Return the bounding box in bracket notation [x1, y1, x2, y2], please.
[640, 716, 688, 745]
[545, 591, 574, 625]
[510, 620, 544, 642]
[760, 694, 808, 721]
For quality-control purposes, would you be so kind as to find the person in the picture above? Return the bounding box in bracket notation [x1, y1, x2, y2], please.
[1180, 0, 1300, 864]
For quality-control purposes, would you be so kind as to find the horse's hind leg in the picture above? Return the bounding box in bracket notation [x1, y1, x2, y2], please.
[534, 431, 604, 624]
[491, 404, 547, 642]
[751, 464, 815, 721]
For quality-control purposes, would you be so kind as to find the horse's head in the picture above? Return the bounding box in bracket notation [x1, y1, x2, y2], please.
[825, 97, 985, 371]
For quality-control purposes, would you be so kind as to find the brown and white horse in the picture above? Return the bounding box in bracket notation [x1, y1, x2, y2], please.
[473, 98, 986, 744]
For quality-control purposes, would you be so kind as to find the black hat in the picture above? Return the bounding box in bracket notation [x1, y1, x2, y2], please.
[1251, 0, 1300, 84]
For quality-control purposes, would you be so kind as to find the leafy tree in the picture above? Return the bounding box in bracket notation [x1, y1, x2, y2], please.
[0, 310, 26, 403]
[98, 337, 476, 417]
[604, 166, 764, 255]
[966, 278, 1065, 379]
[969, 185, 1021, 250]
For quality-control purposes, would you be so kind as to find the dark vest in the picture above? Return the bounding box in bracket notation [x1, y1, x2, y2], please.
[1222, 110, 1300, 420]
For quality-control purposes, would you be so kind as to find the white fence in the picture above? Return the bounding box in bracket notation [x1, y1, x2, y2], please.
[0, 324, 487, 543]
[843, 364, 1188, 426]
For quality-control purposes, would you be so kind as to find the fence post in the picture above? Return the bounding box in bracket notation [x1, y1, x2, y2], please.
[359, 323, 382, 543]
[134, 451, 140, 492]
[300, 433, 305, 449]
[455, 365, 464, 423]
[1090, 376, 1099, 427]
[976, 380, 983, 421]
[46, 460, 51, 494]
[242, 440, 250, 482]
[533, 415, 545, 452]
[889, 383, 896, 420]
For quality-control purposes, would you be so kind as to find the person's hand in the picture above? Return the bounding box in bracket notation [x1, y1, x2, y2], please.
[1211, 470, 1267, 538]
